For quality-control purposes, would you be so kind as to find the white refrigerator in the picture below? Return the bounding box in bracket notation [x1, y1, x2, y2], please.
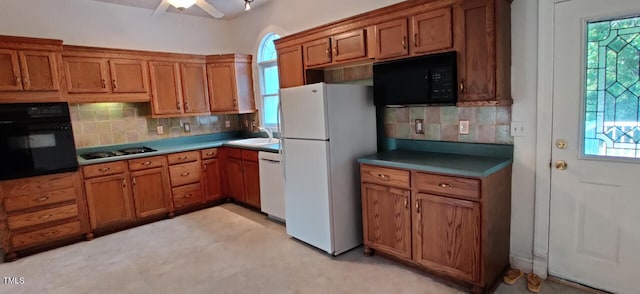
[280, 82, 377, 256]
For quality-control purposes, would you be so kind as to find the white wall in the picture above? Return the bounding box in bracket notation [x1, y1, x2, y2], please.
[509, 0, 538, 271]
[0, 0, 233, 54]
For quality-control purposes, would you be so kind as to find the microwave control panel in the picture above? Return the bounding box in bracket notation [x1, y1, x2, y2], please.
[430, 65, 455, 102]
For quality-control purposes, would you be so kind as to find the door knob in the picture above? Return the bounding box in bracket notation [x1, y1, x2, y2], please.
[555, 160, 568, 170]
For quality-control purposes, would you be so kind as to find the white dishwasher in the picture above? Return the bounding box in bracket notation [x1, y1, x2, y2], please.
[258, 151, 285, 221]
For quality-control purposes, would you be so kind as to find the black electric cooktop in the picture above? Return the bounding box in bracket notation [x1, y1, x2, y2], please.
[80, 146, 157, 160]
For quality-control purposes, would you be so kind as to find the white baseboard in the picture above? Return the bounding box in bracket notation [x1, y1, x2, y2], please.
[510, 255, 533, 273]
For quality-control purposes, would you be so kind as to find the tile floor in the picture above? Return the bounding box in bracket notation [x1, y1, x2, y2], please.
[0, 204, 590, 294]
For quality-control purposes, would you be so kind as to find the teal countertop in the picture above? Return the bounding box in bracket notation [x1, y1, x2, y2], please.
[76, 133, 279, 166]
[359, 140, 513, 178]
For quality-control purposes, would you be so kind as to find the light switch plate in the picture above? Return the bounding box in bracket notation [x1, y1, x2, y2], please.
[225, 120, 231, 128]
[459, 120, 469, 135]
[156, 126, 164, 135]
[183, 122, 191, 133]
[415, 119, 424, 134]
[511, 121, 525, 136]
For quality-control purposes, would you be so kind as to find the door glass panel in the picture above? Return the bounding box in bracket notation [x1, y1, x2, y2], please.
[584, 16, 640, 158]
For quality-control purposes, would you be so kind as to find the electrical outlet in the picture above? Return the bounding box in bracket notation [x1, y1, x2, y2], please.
[459, 120, 469, 135]
[511, 122, 525, 137]
[183, 122, 191, 133]
[225, 120, 231, 128]
[415, 119, 424, 134]
[244, 119, 249, 128]
[252, 120, 256, 128]
[156, 126, 164, 135]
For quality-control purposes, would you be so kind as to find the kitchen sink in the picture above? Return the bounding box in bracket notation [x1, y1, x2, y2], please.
[227, 138, 279, 147]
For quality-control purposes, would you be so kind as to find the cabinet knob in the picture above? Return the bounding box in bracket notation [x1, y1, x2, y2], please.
[178, 156, 188, 160]
[203, 164, 207, 171]
[35, 196, 50, 202]
[414, 33, 419, 47]
[101, 79, 107, 89]
[415, 201, 420, 213]
[112, 80, 117, 89]
[438, 183, 452, 188]
[180, 172, 190, 177]
[185, 194, 192, 198]
[404, 198, 408, 209]
[377, 173, 389, 180]
[184, 102, 190, 111]
[15, 76, 20, 86]
[122, 178, 126, 188]
[40, 214, 53, 220]
[176, 101, 182, 111]
[206, 152, 214, 156]
[98, 167, 111, 172]
[22, 77, 29, 85]
[459, 80, 465, 93]
[40, 231, 57, 237]
[142, 161, 152, 166]
[132, 177, 137, 186]
[402, 36, 407, 50]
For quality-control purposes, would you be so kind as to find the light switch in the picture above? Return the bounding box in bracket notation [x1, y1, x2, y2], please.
[415, 119, 424, 134]
[511, 122, 525, 137]
[459, 120, 469, 135]
[225, 120, 231, 128]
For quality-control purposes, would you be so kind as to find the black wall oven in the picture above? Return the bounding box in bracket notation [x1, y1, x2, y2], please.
[0, 102, 78, 181]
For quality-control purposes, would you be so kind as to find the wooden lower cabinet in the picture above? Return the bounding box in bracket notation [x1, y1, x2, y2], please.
[167, 151, 204, 210]
[361, 163, 511, 293]
[242, 160, 260, 208]
[0, 171, 90, 261]
[130, 167, 171, 218]
[224, 148, 260, 209]
[226, 157, 246, 202]
[84, 173, 134, 229]
[202, 159, 222, 202]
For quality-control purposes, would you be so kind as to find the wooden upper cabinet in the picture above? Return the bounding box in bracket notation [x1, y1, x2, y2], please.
[332, 29, 367, 62]
[149, 61, 182, 116]
[109, 59, 149, 94]
[413, 193, 481, 283]
[0, 48, 60, 93]
[375, 19, 409, 60]
[206, 54, 255, 114]
[454, 0, 511, 106]
[63, 57, 110, 93]
[276, 45, 304, 88]
[410, 7, 453, 55]
[180, 63, 210, 114]
[18, 51, 59, 91]
[0, 49, 23, 91]
[303, 38, 332, 67]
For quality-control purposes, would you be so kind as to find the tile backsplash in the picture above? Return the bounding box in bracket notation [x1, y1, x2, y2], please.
[70, 103, 241, 148]
[384, 106, 513, 144]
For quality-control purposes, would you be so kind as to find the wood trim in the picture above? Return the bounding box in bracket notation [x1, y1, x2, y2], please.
[63, 45, 206, 63]
[0, 35, 63, 51]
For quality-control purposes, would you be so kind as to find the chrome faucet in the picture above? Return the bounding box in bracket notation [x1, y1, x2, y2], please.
[258, 127, 273, 142]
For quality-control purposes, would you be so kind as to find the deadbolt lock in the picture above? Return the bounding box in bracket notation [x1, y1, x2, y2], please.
[555, 160, 568, 170]
[556, 139, 568, 149]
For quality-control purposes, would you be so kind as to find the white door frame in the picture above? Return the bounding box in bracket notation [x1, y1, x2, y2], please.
[533, 0, 567, 279]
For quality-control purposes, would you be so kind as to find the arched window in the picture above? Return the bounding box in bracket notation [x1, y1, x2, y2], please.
[257, 33, 280, 128]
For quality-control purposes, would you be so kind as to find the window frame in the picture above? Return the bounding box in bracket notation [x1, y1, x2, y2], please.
[257, 33, 280, 129]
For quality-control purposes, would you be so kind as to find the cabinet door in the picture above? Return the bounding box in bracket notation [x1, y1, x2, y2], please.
[303, 38, 332, 67]
[375, 19, 409, 60]
[0, 49, 23, 91]
[181, 63, 210, 114]
[207, 63, 237, 112]
[84, 174, 134, 229]
[149, 61, 183, 116]
[202, 159, 222, 202]
[277, 45, 304, 88]
[454, 0, 495, 102]
[234, 61, 256, 113]
[130, 167, 170, 218]
[18, 51, 60, 91]
[362, 183, 412, 259]
[332, 29, 367, 62]
[109, 59, 149, 94]
[226, 158, 245, 202]
[413, 193, 480, 283]
[63, 57, 110, 93]
[410, 7, 453, 55]
[243, 160, 260, 208]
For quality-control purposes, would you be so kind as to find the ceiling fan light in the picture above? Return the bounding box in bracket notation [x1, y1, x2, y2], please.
[168, 0, 196, 10]
[244, 0, 253, 11]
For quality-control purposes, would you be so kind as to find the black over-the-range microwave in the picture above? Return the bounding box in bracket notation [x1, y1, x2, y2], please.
[373, 51, 457, 106]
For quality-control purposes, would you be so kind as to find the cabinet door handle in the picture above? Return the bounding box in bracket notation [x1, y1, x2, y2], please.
[404, 198, 408, 209]
[35, 196, 50, 202]
[101, 79, 107, 89]
[178, 156, 188, 160]
[416, 201, 421, 213]
[438, 183, 452, 188]
[41, 231, 58, 237]
[122, 178, 126, 188]
[132, 177, 137, 186]
[23, 77, 29, 85]
[206, 152, 215, 156]
[184, 194, 192, 198]
[402, 36, 407, 49]
[40, 214, 53, 220]
[142, 161, 152, 166]
[180, 172, 190, 177]
[203, 164, 207, 171]
[112, 80, 117, 89]
[15, 76, 20, 86]
[459, 80, 465, 93]
[98, 167, 110, 172]
[414, 33, 418, 47]
[334, 46, 338, 56]
[377, 173, 389, 180]
[184, 102, 190, 111]
[176, 101, 181, 111]
[326, 48, 330, 58]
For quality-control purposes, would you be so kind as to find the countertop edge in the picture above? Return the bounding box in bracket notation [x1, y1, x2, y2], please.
[357, 157, 513, 178]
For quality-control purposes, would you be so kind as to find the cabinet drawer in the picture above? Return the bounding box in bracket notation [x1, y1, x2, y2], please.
[169, 161, 201, 187]
[241, 149, 258, 162]
[1, 172, 76, 197]
[200, 148, 218, 159]
[83, 161, 127, 178]
[226, 148, 242, 159]
[7, 204, 79, 230]
[167, 151, 199, 165]
[172, 183, 203, 209]
[128, 155, 167, 171]
[415, 173, 480, 199]
[11, 221, 82, 249]
[361, 165, 410, 189]
[4, 187, 77, 212]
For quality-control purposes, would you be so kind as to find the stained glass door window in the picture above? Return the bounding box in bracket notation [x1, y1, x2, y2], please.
[584, 16, 640, 158]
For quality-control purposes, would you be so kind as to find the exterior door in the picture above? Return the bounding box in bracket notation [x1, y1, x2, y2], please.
[549, 1, 640, 293]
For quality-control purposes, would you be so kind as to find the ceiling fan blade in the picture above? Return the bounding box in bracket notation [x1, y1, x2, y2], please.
[196, 0, 225, 18]
[152, 0, 171, 15]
